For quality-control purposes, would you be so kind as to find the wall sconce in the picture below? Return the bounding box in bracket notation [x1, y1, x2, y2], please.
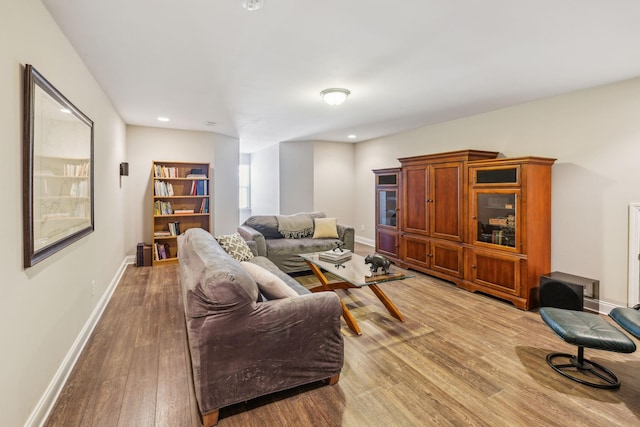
[119, 162, 129, 176]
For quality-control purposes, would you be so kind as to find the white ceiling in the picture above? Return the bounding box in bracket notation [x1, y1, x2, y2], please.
[41, 0, 640, 153]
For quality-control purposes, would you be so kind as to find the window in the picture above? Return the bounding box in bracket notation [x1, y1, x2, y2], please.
[239, 162, 250, 210]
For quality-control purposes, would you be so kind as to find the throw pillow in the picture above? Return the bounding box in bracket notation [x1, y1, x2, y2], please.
[215, 232, 254, 262]
[312, 217, 339, 239]
[240, 261, 298, 299]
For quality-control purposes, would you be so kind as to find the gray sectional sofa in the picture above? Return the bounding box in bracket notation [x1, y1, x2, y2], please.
[237, 211, 355, 273]
[177, 228, 344, 426]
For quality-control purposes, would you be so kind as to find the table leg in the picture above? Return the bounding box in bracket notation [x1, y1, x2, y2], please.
[340, 300, 362, 336]
[368, 284, 406, 322]
[304, 260, 363, 335]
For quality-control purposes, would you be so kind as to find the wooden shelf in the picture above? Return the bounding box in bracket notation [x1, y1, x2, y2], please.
[152, 160, 211, 266]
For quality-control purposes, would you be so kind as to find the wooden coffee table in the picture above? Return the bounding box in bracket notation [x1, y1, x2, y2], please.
[299, 252, 410, 335]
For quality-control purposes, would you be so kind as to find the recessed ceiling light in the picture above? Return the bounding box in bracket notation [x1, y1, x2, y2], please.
[348, 134, 357, 139]
[157, 117, 170, 122]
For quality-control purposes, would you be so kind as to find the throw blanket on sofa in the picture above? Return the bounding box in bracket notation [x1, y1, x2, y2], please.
[277, 213, 314, 239]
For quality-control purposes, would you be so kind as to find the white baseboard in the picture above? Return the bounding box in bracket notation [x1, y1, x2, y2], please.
[355, 236, 374, 248]
[25, 256, 134, 427]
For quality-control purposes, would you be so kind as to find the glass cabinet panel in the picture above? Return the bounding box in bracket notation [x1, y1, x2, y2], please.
[378, 190, 397, 226]
[474, 191, 517, 248]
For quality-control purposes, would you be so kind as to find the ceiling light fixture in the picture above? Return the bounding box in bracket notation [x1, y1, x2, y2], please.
[157, 117, 170, 122]
[241, 0, 264, 11]
[320, 88, 350, 106]
[348, 134, 357, 139]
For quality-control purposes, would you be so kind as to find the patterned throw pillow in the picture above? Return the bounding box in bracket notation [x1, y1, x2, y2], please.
[215, 232, 254, 262]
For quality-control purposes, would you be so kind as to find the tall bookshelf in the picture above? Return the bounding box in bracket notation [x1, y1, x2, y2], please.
[152, 161, 210, 266]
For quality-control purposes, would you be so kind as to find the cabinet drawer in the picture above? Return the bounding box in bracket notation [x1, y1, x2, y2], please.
[402, 235, 430, 268]
[430, 241, 464, 278]
[468, 249, 522, 295]
[376, 229, 399, 258]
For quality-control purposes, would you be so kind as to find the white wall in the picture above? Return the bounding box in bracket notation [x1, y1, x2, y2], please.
[0, 1, 127, 425]
[213, 133, 241, 234]
[250, 144, 280, 216]
[355, 76, 640, 308]
[279, 141, 314, 214]
[313, 141, 356, 227]
[125, 125, 239, 245]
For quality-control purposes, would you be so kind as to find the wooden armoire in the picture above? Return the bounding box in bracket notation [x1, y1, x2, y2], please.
[374, 150, 555, 310]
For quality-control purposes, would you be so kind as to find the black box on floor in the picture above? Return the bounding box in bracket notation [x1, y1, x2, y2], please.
[136, 243, 152, 267]
[540, 271, 599, 311]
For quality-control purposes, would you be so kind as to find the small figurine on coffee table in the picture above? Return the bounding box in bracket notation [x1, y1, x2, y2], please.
[364, 254, 391, 275]
[332, 241, 346, 252]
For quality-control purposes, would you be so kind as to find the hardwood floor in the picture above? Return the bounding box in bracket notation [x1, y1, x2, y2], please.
[45, 246, 640, 426]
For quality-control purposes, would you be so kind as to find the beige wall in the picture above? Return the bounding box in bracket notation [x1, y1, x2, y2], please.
[247, 140, 355, 232]
[0, 0, 127, 425]
[313, 141, 355, 226]
[279, 141, 314, 214]
[355, 77, 640, 308]
[125, 125, 240, 244]
[250, 144, 280, 216]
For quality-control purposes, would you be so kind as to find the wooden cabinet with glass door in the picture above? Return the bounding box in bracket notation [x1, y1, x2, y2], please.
[152, 161, 211, 266]
[373, 168, 401, 262]
[463, 157, 555, 309]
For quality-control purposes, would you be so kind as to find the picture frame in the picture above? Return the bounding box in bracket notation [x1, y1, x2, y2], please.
[23, 64, 94, 267]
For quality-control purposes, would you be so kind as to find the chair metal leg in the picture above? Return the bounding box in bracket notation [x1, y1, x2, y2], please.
[546, 347, 620, 389]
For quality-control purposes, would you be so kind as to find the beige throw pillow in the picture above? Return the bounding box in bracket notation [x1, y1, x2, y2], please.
[240, 261, 298, 299]
[312, 217, 339, 239]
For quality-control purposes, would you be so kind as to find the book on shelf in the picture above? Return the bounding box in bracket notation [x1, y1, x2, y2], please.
[154, 242, 171, 260]
[198, 198, 209, 214]
[168, 221, 181, 236]
[174, 209, 195, 214]
[154, 181, 174, 197]
[154, 165, 179, 178]
[154, 200, 173, 215]
[189, 178, 208, 196]
[318, 249, 352, 263]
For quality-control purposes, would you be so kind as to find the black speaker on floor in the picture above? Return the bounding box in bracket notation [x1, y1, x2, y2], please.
[540, 272, 588, 311]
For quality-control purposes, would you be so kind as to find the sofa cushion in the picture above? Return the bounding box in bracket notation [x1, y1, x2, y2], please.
[240, 261, 299, 299]
[266, 237, 342, 273]
[244, 215, 282, 239]
[215, 232, 254, 261]
[312, 217, 339, 239]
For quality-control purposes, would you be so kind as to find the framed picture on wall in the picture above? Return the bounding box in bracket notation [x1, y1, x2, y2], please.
[22, 64, 95, 267]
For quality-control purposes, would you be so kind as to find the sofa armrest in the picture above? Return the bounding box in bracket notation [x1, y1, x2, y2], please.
[337, 224, 355, 251]
[237, 224, 267, 256]
[193, 292, 344, 412]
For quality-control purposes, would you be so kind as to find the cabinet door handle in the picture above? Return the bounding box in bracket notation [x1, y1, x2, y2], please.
[471, 264, 476, 269]
[472, 216, 477, 220]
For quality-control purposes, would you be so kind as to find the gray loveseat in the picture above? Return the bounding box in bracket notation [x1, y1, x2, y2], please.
[177, 228, 344, 426]
[237, 211, 355, 273]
